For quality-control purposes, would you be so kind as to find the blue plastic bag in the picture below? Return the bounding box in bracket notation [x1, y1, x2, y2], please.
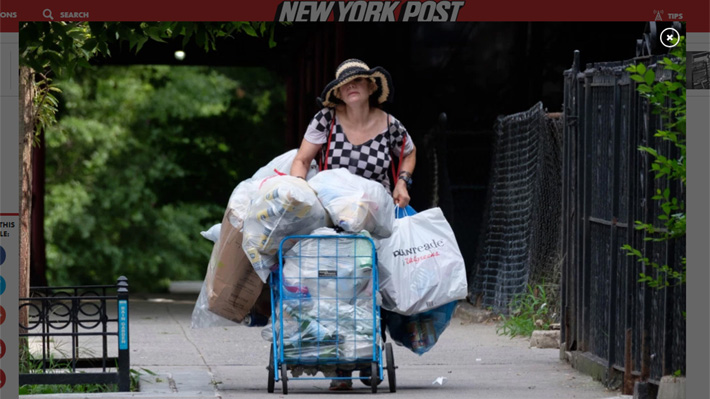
[383, 206, 459, 355]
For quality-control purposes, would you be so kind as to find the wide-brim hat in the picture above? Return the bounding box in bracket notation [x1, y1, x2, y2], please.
[319, 59, 394, 108]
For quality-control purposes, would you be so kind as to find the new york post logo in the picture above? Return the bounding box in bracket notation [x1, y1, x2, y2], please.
[275, 1, 466, 22]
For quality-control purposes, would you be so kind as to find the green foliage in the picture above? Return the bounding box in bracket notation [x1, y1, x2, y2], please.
[44, 65, 286, 291]
[19, 382, 114, 395]
[130, 367, 158, 391]
[19, 353, 116, 395]
[623, 37, 686, 290]
[20, 22, 278, 78]
[496, 284, 555, 338]
[19, 354, 152, 394]
[32, 75, 62, 144]
[19, 22, 288, 290]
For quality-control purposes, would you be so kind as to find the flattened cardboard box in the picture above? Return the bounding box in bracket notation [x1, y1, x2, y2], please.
[206, 210, 264, 323]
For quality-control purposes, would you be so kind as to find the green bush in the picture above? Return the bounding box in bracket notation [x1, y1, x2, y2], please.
[44, 65, 286, 291]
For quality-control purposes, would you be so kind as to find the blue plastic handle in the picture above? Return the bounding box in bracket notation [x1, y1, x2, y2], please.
[394, 204, 417, 219]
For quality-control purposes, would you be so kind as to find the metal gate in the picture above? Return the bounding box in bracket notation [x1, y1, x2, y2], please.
[561, 50, 685, 386]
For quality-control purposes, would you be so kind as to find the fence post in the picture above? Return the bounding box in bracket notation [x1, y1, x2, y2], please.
[117, 276, 130, 392]
[606, 67, 623, 379]
[561, 50, 580, 352]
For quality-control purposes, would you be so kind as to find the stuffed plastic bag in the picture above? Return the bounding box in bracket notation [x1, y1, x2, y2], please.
[381, 206, 460, 355]
[384, 301, 458, 355]
[308, 168, 394, 238]
[281, 228, 375, 301]
[242, 175, 329, 282]
[262, 296, 377, 361]
[200, 223, 222, 242]
[226, 179, 260, 229]
[252, 149, 319, 181]
[191, 275, 240, 328]
[263, 232, 379, 361]
[378, 207, 468, 315]
[191, 209, 270, 327]
[226, 149, 320, 229]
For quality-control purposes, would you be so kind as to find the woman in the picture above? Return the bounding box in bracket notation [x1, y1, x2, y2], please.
[290, 59, 416, 209]
[290, 59, 416, 391]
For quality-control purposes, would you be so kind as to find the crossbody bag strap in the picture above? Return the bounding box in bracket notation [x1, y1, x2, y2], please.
[319, 110, 336, 171]
[389, 114, 407, 178]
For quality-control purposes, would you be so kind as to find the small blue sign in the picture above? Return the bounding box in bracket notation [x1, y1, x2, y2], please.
[0, 246, 5, 265]
[118, 300, 128, 350]
[0, 277, 5, 296]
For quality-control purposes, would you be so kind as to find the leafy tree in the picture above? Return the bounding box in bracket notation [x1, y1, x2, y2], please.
[18, 22, 279, 332]
[44, 65, 285, 291]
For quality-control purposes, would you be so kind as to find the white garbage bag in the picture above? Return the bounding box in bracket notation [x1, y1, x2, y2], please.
[281, 228, 375, 301]
[199, 223, 222, 242]
[308, 168, 394, 238]
[251, 148, 319, 181]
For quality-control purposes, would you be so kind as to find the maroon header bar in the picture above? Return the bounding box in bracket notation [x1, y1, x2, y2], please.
[0, 1, 704, 32]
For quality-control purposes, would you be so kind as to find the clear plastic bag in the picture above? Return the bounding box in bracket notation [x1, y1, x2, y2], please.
[251, 149, 319, 181]
[263, 300, 377, 362]
[281, 228, 374, 301]
[242, 176, 329, 282]
[263, 234, 379, 362]
[226, 149, 320, 231]
[308, 168, 394, 238]
[191, 278, 241, 328]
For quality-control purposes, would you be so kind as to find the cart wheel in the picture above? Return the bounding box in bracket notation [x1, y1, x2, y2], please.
[371, 362, 378, 393]
[386, 342, 396, 392]
[359, 365, 383, 387]
[281, 363, 288, 395]
[267, 346, 275, 393]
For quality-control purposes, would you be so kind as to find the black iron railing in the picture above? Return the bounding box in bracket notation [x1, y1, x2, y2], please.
[19, 276, 130, 391]
[560, 49, 685, 388]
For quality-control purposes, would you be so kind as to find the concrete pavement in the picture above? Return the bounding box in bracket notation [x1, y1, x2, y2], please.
[25, 294, 631, 399]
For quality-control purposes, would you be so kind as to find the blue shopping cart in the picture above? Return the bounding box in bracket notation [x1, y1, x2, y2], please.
[267, 234, 396, 394]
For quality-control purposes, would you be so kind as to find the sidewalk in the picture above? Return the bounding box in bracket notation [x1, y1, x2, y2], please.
[26, 294, 631, 399]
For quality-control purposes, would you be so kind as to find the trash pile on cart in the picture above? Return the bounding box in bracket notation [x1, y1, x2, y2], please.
[191, 150, 468, 393]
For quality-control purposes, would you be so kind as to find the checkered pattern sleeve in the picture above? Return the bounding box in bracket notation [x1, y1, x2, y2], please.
[388, 116, 415, 157]
[303, 108, 335, 145]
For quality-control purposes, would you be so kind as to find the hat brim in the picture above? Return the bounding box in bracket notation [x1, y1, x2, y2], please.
[320, 66, 393, 108]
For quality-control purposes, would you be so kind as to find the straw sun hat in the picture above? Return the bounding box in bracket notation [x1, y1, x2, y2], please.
[319, 59, 394, 108]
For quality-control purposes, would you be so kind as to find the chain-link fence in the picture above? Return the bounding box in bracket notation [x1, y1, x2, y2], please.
[469, 102, 563, 313]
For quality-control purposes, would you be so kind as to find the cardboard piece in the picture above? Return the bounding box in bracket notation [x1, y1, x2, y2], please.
[206, 210, 264, 323]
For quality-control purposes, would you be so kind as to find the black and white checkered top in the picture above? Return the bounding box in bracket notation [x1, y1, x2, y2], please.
[304, 108, 414, 191]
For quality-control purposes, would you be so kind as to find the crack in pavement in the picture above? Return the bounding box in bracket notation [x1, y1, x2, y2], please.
[166, 304, 223, 396]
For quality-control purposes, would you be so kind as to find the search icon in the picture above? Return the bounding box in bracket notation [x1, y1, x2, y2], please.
[43, 9, 54, 20]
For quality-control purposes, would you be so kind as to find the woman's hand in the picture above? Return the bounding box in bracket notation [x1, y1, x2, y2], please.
[393, 179, 410, 208]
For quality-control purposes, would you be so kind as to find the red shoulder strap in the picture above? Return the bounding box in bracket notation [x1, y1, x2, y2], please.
[319, 112, 336, 171]
[389, 114, 407, 178]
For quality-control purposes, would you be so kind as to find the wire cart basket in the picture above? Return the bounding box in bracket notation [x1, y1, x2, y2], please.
[267, 234, 396, 394]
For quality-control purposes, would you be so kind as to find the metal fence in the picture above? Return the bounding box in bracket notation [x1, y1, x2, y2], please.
[469, 102, 563, 312]
[561, 51, 685, 387]
[689, 51, 709, 89]
[19, 276, 131, 391]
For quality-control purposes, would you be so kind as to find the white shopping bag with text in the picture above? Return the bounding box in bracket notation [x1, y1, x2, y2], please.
[378, 207, 467, 315]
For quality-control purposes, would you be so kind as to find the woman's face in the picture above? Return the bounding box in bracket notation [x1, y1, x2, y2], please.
[338, 77, 373, 105]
